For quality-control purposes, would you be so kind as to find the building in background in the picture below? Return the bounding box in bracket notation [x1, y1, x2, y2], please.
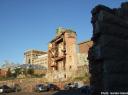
[76, 40, 93, 79]
[76, 53, 88, 77]
[24, 50, 48, 69]
[33, 54, 48, 69]
[0, 69, 7, 77]
[78, 40, 93, 54]
[77, 41, 93, 67]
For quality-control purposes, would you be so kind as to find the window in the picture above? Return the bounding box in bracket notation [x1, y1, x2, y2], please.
[64, 74, 66, 78]
[28, 59, 31, 64]
[69, 65, 72, 70]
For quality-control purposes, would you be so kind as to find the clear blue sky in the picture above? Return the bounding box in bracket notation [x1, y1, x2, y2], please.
[0, 0, 127, 64]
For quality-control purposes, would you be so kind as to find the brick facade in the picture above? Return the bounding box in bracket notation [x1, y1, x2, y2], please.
[78, 40, 93, 54]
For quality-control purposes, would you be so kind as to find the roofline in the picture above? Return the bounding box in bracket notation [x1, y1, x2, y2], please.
[24, 49, 47, 53]
[78, 40, 92, 45]
[50, 29, 76, 43]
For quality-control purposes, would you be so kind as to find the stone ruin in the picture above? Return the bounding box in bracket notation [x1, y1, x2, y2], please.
[88, 2, 128, 95]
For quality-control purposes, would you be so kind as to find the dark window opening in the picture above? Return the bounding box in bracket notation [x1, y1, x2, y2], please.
[69, 65, 72, 69]
[28, 59, 31, 64]
[64, 74, 66, 78]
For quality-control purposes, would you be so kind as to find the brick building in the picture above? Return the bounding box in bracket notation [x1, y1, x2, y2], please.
[76, 40, 93, 79]
[78, 40, 93, 54]
[47, 28, 78, 82]
[23, 29, 92, 82]
[0, 69, 7, 77]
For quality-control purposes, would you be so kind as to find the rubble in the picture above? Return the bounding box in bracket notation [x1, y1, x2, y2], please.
[88, 2, 128, 95]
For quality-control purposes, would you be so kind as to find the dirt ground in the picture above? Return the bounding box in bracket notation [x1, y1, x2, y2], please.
[1, 89, 85, 95]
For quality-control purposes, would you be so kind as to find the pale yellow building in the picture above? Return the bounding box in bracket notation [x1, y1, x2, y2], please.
[33, 54, 48, 68]
[24, 49, 48, 69]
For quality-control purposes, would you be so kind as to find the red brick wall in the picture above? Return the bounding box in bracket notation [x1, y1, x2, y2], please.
[0, 69, 7, 77]
[78, 41, 93, 54]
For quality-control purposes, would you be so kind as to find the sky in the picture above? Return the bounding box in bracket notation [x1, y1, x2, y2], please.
[0, 0, 127, 64]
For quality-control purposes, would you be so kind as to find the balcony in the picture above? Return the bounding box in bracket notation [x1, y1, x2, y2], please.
[55, 55, 66, 61]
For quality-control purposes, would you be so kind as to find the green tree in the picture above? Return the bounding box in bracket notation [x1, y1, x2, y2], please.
[14, 67, 22, 77]
[22, 68, 27, 76]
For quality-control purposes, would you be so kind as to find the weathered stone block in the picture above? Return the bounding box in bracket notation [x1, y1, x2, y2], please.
[98, 10, 128, 28]
[103, 74, 128, 91]
[103, 60, 128, 73]
[94, 21, 128, 39]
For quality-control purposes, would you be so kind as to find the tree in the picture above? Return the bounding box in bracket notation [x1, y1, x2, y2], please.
[6, 68, 12, 77]
[13, 67, 22, 77]
[27, 68, 34, 75]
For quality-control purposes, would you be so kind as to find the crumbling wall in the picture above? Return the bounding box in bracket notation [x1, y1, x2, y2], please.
[88, 2, 128, 95]
[0, 78, 47, 92]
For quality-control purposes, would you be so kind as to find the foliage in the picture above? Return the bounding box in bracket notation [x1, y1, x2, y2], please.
[6, 68, 12, 78]
[12, 67, 22, 77]
[27, 68, 34, 75]
[0, 76, 15, 81]
[0, 63, 46, 79]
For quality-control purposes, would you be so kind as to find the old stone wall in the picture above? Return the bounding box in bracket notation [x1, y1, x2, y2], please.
[0, 78, 47, 92]
[88, 2, 128, 95]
